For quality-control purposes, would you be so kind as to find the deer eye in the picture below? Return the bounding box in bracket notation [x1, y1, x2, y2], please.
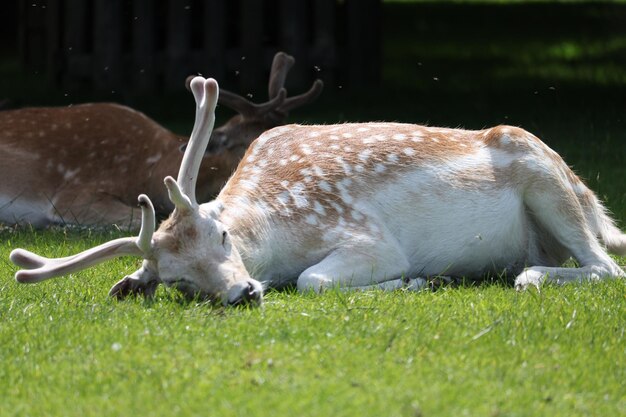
[221, 231, 228, 246]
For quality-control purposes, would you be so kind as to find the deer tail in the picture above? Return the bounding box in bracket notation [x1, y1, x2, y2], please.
[582, 188, 626, 256]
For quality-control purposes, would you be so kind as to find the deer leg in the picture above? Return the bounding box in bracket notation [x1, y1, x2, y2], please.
[338, 277, 428, 292]
[515, 180, 625, 290]
[108, 262, 160, 299]
[296, 237, 411, 293]
[337, 275, 456, 292]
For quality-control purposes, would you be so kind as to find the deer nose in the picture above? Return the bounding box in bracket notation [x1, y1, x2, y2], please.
[226, 280, 263, 307]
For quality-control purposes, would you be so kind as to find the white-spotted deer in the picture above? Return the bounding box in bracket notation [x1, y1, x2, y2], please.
[10, 77, 626, 306]
[0, 52, 322, 228]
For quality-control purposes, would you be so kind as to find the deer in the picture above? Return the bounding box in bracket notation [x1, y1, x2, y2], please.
[9, 77, 626, 307]
[0, 52, 322, 229]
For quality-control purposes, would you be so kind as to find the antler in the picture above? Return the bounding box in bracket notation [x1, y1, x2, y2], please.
[199, 52, 323, 121]
[218, 88, 287, 119]
[175, 77, 220, 207]
[268, 52, 295, 98]
[136, 194, 156, 253]
[268, 51, 324, 115]
[10, 195, 155, 283]
[278, 79, 324, 114]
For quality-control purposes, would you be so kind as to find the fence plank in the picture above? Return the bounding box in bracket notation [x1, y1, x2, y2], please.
[17, 0, 27, 69]
[63, 0, 90, 85]
[18, 0, 47, 71]
[18, 0, 382, 95]
[45, 0, 62, 84]
[93, 0, 124, 91]
[165, 0, 192, 91]
[279, 0, 308, 89]
[202, 0, 226, 81]
[346, 0, 381, 88]
[240, 0, 265, 92]
[312, 0, 336, 85]
[133, 0, 158, 92]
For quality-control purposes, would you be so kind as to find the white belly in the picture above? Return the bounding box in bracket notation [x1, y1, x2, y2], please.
[0, 194, 54, 227]
[369, 171, 529, 277]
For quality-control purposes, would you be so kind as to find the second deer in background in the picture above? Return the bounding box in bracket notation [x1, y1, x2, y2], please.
[0, 52, 322, 229]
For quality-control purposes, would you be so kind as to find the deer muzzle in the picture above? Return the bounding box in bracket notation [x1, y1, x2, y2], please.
[225, 279, 264, 307]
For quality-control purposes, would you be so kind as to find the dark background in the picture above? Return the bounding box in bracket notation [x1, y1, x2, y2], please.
[1, 0, 626, 220]
[2, 1, 626, 126]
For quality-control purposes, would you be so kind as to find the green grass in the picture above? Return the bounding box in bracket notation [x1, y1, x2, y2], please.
[0, 228, 625, 417]
[1, 129, 623, 416]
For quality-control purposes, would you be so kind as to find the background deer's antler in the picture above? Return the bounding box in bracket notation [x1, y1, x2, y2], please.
[187, 52, 323, 124]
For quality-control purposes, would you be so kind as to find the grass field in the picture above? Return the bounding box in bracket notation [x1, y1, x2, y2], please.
[1, 2, 626, 416]
[0, 227, 624, 417]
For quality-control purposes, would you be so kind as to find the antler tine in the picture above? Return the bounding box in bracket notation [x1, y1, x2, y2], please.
[11, 237, 142, 283]
[176, 77, 219, 207]
[136, 194, 156, 253]
[218, 88, 286, 119]
[268, 52, 295, 99]
[9, 194, 157, 283]
[277, 79, 324, 114]
[164, 176, 194, 212]
[203, 51, 316, 120]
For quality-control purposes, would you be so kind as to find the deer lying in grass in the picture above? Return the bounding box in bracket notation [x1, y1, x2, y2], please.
[0, 52, 322, 229]
[10, 77, 626, 306]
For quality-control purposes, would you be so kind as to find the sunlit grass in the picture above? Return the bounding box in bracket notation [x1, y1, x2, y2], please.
[0, 227, 624, 417]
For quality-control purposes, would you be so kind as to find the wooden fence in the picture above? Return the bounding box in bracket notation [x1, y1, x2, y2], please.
[18, 0, 381, 94]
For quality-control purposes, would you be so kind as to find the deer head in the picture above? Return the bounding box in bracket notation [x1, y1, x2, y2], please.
[10, 77, 261, 306]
